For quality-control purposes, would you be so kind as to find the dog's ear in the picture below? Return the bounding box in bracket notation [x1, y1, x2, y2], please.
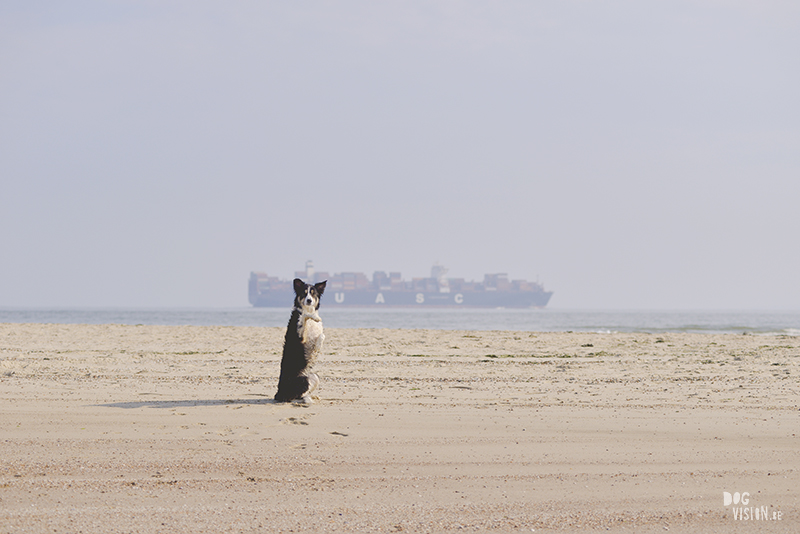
[293, 278, 306, 295]
[314, 280, 327, 296]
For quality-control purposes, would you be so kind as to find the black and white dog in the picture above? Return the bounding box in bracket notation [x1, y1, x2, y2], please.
[275, 278, 327, 403]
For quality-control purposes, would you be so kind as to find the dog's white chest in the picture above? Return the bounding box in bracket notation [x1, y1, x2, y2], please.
[302, 317, 323, 345]
[298, 314, 324, 367]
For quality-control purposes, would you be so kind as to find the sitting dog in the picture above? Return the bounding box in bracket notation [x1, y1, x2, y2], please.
[274, 278, 327, 403]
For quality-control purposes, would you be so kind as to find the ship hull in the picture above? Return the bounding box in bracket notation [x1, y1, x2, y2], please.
[250, 289, 552, 308]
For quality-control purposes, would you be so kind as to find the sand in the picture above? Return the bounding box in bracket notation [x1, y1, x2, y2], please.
[1, 323, 798, 533]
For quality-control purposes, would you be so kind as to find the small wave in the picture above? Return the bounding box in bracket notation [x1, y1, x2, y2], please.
[755, 328, 800, 337]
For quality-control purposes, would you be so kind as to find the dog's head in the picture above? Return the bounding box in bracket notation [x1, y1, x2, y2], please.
[293, 278, 327, 311]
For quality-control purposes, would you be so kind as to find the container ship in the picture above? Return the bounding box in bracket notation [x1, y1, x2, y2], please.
[249, 261, 553, 308]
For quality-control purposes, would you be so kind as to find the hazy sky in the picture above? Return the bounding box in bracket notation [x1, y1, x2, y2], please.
[2, 1, 798, 309]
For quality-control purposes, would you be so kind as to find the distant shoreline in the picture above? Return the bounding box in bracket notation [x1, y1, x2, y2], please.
[1, 307, 799, 335]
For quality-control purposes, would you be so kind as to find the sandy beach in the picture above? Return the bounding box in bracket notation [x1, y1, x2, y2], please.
[1, 323, 797, 533]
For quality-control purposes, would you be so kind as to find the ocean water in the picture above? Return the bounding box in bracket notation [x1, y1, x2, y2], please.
[1, 307, 799, 335]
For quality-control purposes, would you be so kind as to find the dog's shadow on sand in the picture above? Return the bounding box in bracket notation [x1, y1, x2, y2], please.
[95, 395, 278, 410]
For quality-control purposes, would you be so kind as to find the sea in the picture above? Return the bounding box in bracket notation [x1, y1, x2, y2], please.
[1, 308, 799, 335]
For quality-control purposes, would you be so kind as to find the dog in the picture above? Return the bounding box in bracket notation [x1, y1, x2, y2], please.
[274, 278, 327, 403]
